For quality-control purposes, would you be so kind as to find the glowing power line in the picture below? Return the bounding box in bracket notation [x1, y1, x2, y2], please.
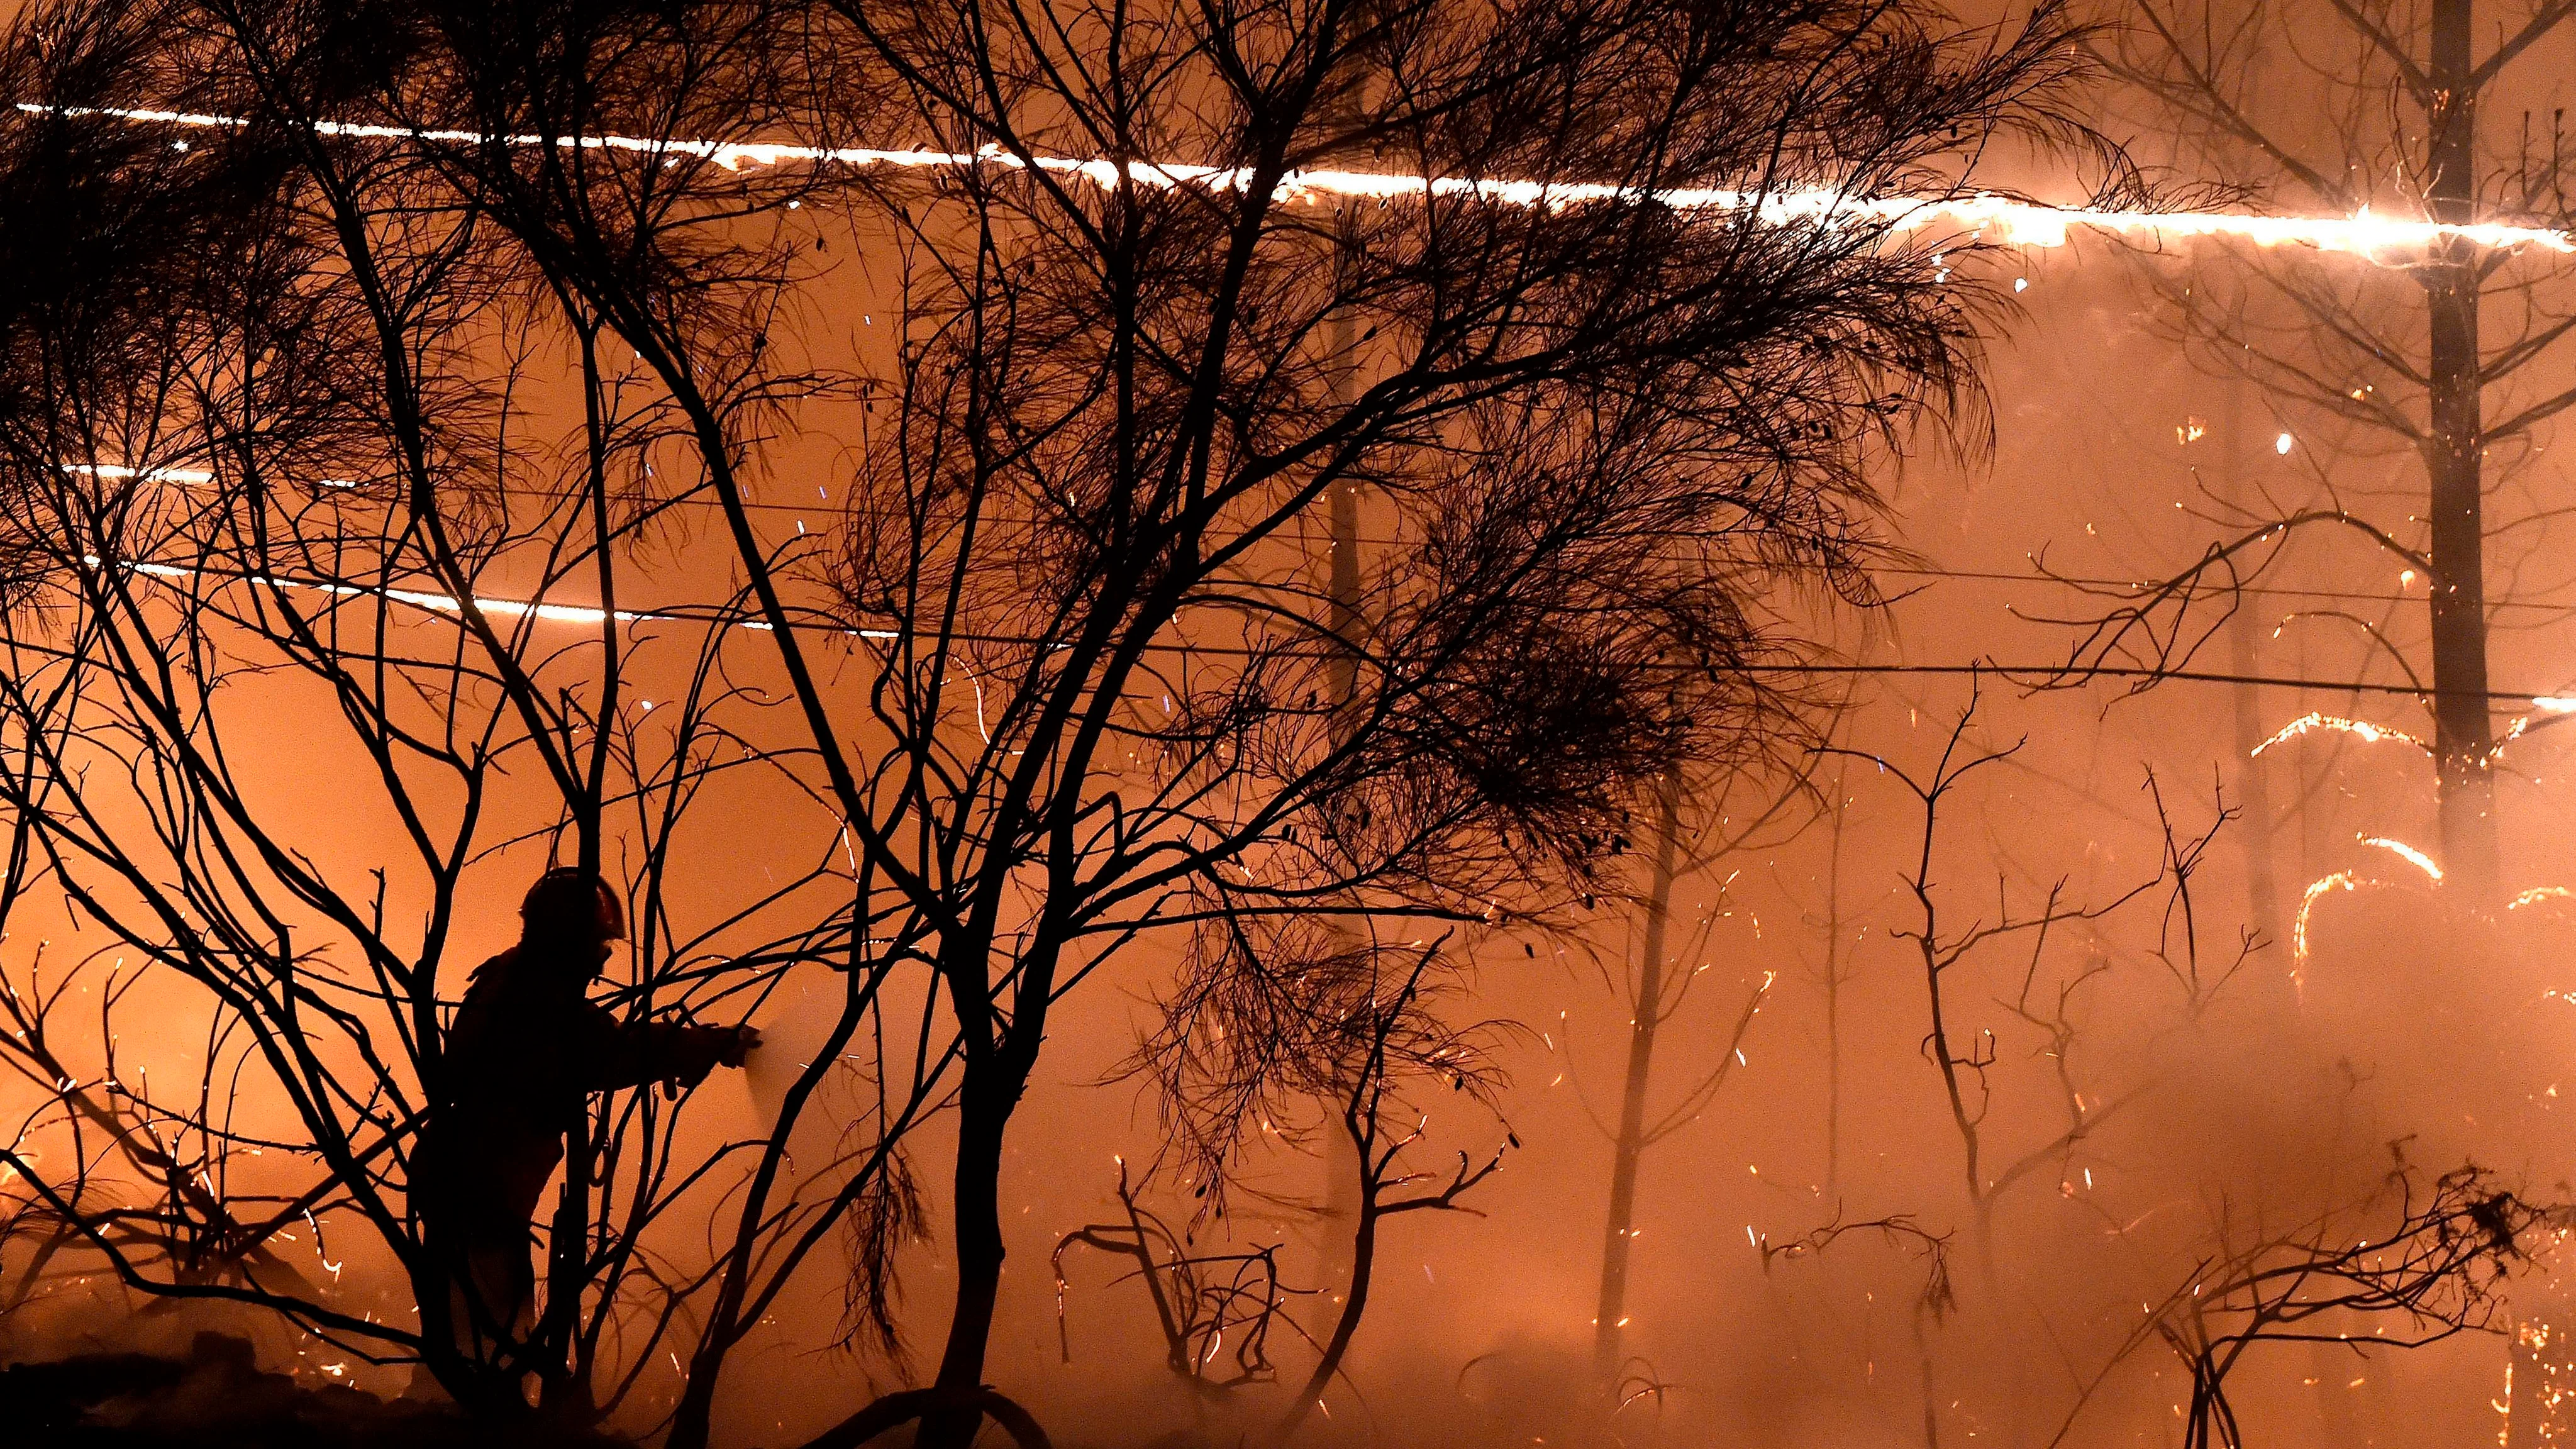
[22, 102, 2576, 255]
[2293, 836, 2441, 984]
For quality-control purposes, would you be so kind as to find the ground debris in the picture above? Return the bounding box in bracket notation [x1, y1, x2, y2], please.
[0, 1330, 605, 1448]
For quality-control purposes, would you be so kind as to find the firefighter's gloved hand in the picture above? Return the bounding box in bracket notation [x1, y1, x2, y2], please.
[718, 1024, 761, 1069]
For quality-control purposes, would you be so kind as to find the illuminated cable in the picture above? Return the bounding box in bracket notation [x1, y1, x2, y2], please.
[2290, 841, 2438, 985]
[2251, 702, 2576, 765]
[22, 101, 2575, 255]
[73, 548, 2576, 699]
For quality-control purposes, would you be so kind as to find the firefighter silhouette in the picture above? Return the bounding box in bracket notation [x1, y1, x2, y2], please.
[414, 869, 757, 1377]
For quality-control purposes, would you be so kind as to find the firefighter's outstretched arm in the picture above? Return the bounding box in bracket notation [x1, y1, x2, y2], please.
[575, 1004, 761, 1092]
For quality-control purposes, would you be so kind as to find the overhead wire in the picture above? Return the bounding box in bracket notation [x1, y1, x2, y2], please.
[304, 479, 2576, 616]
[29, 103, 2576, 705]
[77, 549, 2574, 706]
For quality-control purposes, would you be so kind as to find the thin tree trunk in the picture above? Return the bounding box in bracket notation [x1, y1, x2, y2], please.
[2219, 388, 2283, 967]
[1591, 770, 1682, 1384]
[1324, 306, 1362, 708]
[2424, 0, 2498, 902]
[1912, 1307, 1941, 1449]
[1313, 31, 1371, 1323]
[536, 1145, 597, 1418]
[1314, 303, 1365, 1330]
[918, 1086, 1013, 1449]
[1280, 1194, 1380, 1441]
[1822, 767, 1850, 1196]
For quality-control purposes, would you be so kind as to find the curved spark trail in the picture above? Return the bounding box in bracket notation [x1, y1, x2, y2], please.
[2358, 835, 2443, 883]
[2251, 711, 2431, 757]
[2293, 870, 2368, 985]
[2295, 836, 2441, 984]
[2292, 841, 2576, 992]
[21, 103, 2576, 255]
[2252, 699, 2576, 767]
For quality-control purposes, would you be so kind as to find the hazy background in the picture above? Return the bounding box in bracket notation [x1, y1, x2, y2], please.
[7, 7, 2576, 1446]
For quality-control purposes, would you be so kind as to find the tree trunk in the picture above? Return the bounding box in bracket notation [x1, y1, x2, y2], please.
[1279, 1185, 1380, 1441]
[1591, 771, 1682, 1385]
[2424, 0, 2497, 901]
[917, 1084, 1013, 1449]
[2219, 387, 2284, 972]
[669, 1347, 721, 1449]
[1314, 305, 1366, 1336]
[538, 1128, 595, 1417]
[1822, 769, 1850, 1195]
[1325, 302, 1362, 709]
[2416, 2, 2553, 1437]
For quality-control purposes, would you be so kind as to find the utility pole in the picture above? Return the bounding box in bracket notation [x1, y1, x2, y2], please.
[2423, 0, 2498, 902]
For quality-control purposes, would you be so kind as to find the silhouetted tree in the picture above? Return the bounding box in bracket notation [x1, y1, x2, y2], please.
[1052, 1160, 1304, 1399]
[0, 2, 2158, 1446]
[2077, 0, 2576, 901]
[2052, 1161, 2565, 1449]
[1585, 768, 1785, 1389]
[658, 0, 2149, 1437]
[0, 1, 935, 1435]
[1827, 687, 2250, 1259]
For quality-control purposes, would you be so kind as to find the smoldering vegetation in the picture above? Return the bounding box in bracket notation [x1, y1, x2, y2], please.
[0, 0, 2565, 1447]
